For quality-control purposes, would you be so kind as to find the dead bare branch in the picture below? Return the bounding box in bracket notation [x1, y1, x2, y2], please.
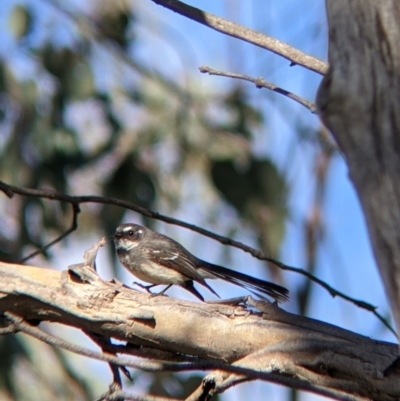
[199, 65, 317, 113]
[150, 0, 328, 75]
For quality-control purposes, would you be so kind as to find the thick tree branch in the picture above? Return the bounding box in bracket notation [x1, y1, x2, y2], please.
[150, 0, 328, 75]
[0, 259, 399, 400]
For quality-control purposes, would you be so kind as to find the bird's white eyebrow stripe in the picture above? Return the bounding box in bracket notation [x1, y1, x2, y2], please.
[122, 226, 142, 235]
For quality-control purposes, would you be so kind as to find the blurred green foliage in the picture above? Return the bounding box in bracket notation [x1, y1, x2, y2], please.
[0, 1, 289, 399]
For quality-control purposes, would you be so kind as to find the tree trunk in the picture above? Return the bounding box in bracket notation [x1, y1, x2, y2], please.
[317, 0, 400, 333]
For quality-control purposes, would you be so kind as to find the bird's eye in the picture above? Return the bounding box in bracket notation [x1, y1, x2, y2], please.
[128, 230, 134, 236]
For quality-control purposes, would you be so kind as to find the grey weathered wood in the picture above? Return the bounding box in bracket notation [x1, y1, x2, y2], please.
[0, 261, 399, 400]
[317, 0, 400, 333]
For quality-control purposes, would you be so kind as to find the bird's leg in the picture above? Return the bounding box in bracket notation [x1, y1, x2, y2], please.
[150, 284, 173, 297]
[132, 282, 172, 297]
[132, 282, 157, 293]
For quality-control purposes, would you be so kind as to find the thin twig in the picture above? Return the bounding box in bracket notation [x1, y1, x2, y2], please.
[0, 180, 396, 336]
[199, 65, 317, 113]
[19, 203, 80, 263]
[185, 373, 250, 401]
[151, 0, 328, 75]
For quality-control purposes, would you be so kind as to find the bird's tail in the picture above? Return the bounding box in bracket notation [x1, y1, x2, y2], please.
[199, 261, 289, 303]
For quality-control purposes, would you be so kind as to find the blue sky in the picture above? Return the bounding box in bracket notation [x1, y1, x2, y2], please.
[0, 1, 393, 400]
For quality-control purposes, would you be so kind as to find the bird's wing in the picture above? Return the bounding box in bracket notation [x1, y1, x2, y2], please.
[143, 243, 206, 284]
[142, 236, 220, 298]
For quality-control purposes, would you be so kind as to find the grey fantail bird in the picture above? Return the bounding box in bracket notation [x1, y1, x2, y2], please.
[114, 223, 289, 302]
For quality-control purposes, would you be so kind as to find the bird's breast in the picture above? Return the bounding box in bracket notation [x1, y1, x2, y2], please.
[117, 249, 187, 285]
